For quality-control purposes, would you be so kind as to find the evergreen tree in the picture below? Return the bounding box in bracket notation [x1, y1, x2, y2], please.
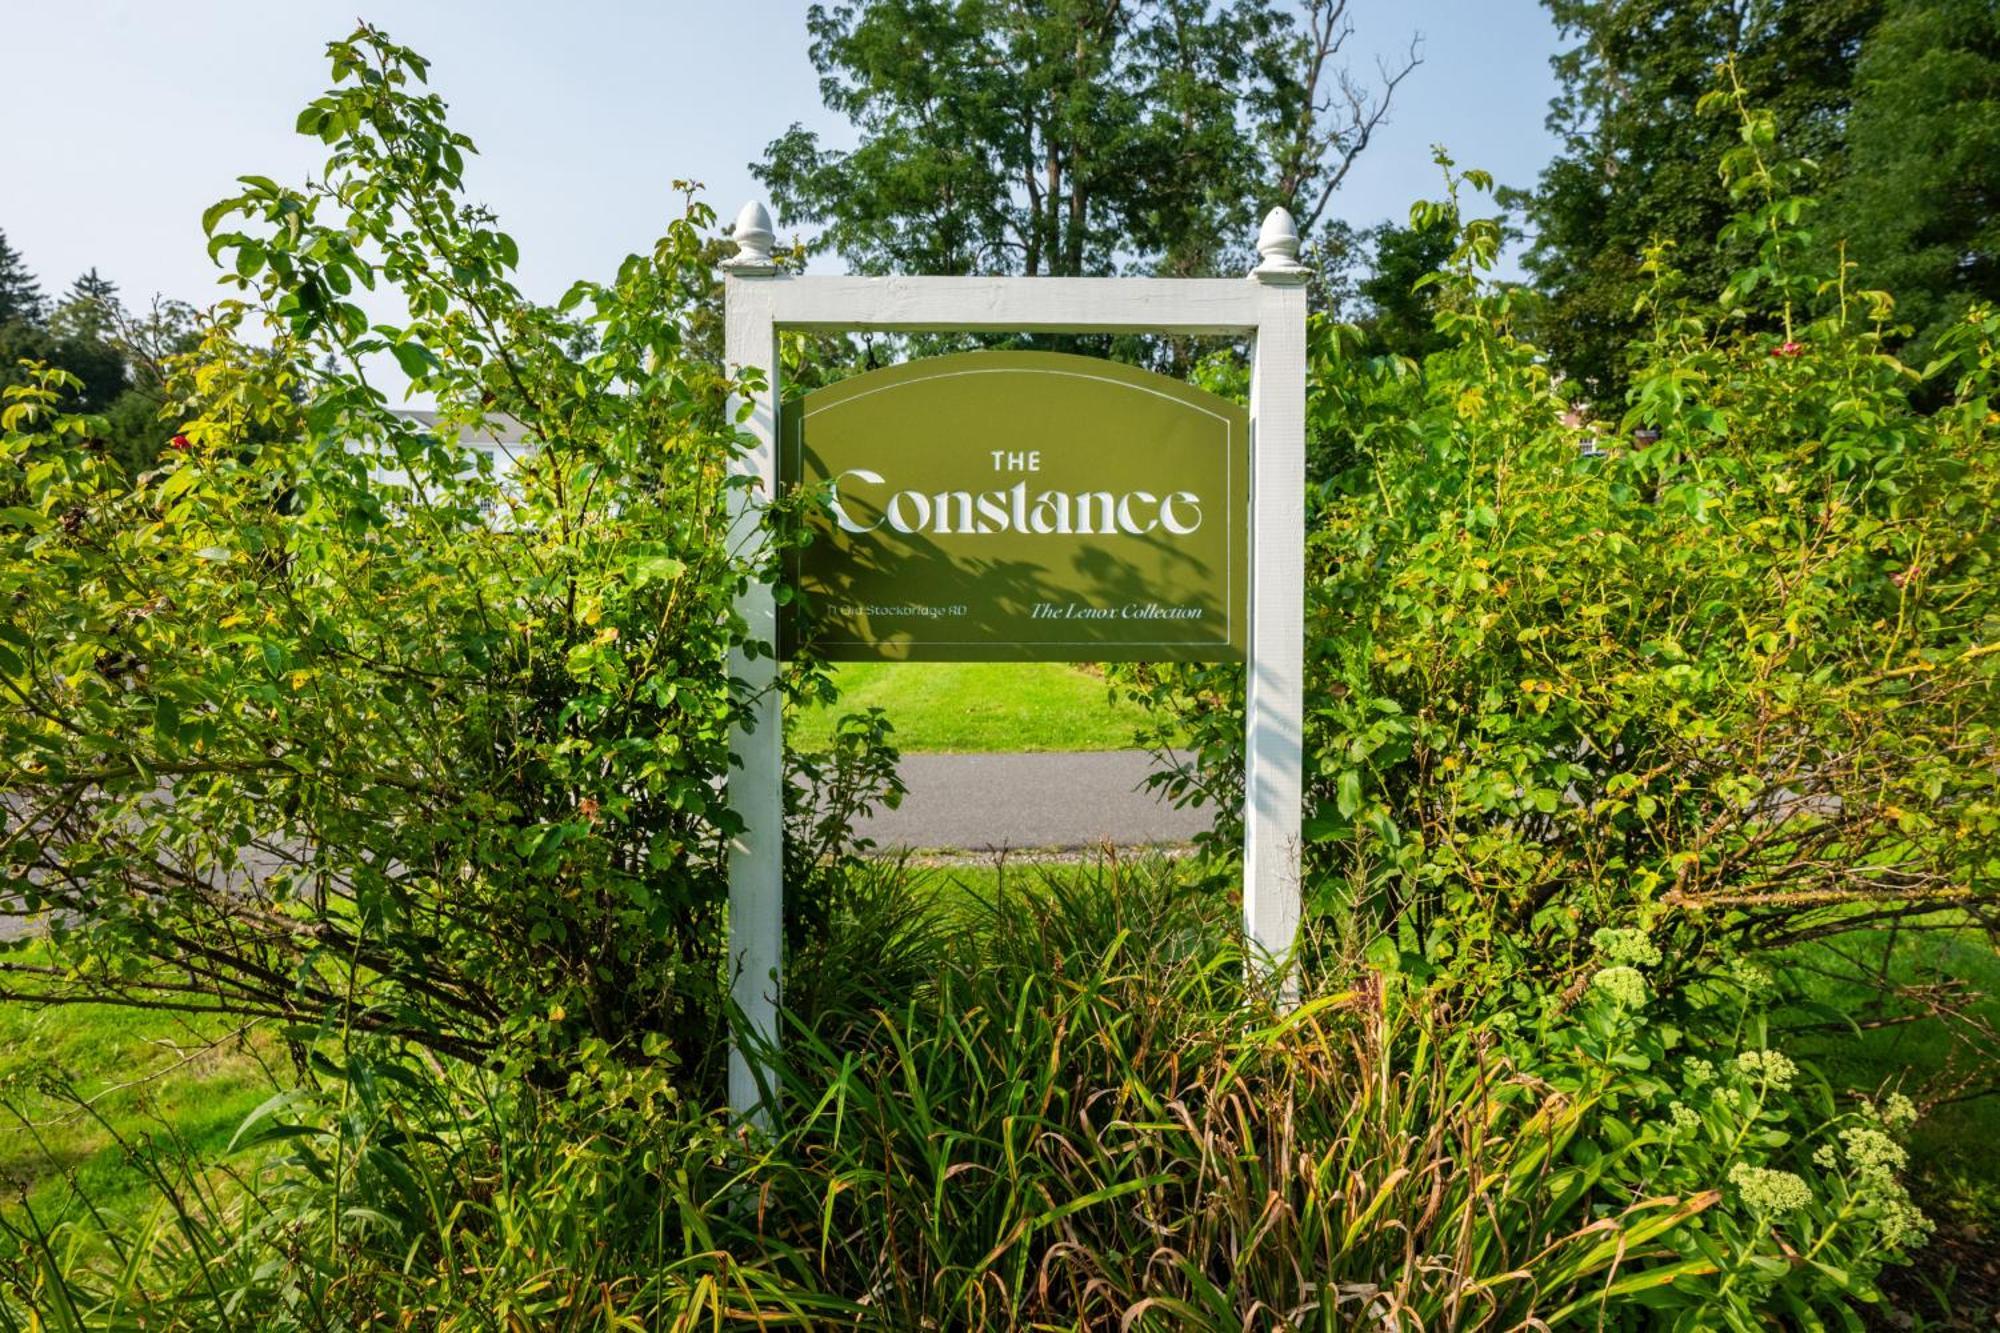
[0, 229, 45, 325]
[51, 267, 122, 344]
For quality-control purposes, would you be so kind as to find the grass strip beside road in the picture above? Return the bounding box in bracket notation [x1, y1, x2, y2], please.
[788, 661, 1163, 753]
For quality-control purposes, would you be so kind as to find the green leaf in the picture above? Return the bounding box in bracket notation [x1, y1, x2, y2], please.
[390, 341, 436, 381]
[1336, 769, 1362, 818]
[200, 196, 239, 236]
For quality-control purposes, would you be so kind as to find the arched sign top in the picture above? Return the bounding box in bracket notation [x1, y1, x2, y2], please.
[795, 347, 1244, 418]
[781, 351, 1249, 663]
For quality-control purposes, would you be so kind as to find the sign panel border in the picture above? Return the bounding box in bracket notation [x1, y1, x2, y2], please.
[781, 349, 1249, 662]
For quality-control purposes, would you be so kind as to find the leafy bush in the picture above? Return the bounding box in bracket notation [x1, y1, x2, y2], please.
[0, 861, 1933, 1328]
[1131, 112, 1999, 982]
[0, 26, 897, 1089]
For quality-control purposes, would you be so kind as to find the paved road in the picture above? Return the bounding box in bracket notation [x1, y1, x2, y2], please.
[2, 750, 1210, 937]
[855, 749, 1213, 851]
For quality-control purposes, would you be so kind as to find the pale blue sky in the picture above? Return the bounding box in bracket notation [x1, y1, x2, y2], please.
[4, 1, 1565, 324]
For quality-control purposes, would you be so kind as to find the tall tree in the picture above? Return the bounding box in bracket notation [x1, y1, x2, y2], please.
[1354, 211, 1458, 361]
[754, 0, 1418, 281]
[0, 229, 44, 325]
[49, 267, 121, 344]
[1513, 0, 1880, 402]
[1825, 0, 2000, 365]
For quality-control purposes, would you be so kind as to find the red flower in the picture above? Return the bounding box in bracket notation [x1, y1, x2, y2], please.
[169, 433, 191, 451]
[1769, 341, 1804, 358]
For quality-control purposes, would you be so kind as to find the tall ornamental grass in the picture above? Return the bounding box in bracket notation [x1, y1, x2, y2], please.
[0, 860, 1932, 1329]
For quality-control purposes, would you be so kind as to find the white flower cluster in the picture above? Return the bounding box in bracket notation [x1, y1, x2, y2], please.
[1806, 1103, 1934, 1250]
[1668, 1100, 1702, 1135]
[1734, 1049, 1798, 1092]
[1877, 1194, 1935, 1250]
[1729, 1162, 1813, 1212]
[1841, 1120, 1932, 1247]
[1840, 1124, 1909, 1185]
[1728, 957, 1773, 993]
[1591, 965, 1649, 1009]
[1593, 927, 1662, 968]
[1683, 1057, 1717, 1088]
[1865, 1092, 1919, 1131]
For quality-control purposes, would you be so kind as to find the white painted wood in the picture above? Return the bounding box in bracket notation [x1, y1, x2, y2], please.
[1244, 259, 1309, 998]
[1251, 206, 1312, 285]
[764, 275, 1267, 334]
[722, 271, 783, 1121]
[722, 201, 780, 275]
[720, 201, 1311, 1119]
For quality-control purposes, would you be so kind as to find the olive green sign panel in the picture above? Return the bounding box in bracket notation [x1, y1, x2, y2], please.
[781, 351, 1248, 662]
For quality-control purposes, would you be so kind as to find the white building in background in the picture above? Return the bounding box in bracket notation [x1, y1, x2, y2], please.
[363, 411, 533, 520]
[388, 409, 532, 481]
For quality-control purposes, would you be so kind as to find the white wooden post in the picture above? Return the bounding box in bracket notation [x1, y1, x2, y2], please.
[722, 203, 784, 1120]
[1245, 207, 1310, 997]
[717, 202, 1311, 1119]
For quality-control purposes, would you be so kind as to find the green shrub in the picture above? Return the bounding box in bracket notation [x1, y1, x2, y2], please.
[0, 26, 899, 1091]
[0, 862, 1933, 1328]
[1130, 110, 1999, 983]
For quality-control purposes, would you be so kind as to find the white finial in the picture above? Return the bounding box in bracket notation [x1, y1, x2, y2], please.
[1251, 206, 1310, 284]
[723, 200, 779, 274]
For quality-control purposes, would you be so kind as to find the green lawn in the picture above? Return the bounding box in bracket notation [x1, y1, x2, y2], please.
[1776, 923, 2000, 1318]
[788, 661, 1163, 753]
[1781, 925, 2000, 1203]
[0, 955, 280, 1223]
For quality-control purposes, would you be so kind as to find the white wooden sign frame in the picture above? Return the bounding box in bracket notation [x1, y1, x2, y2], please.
[721, 203, 1308, 1118]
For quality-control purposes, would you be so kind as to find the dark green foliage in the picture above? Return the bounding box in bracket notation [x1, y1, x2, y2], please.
[1514, 0, 1881, 401]
[0, 236, 127, 435]
[1825, 0, 2000, 368]
[1354, 210, 1458, 360]
[755, 0, 1416, 279]
[0, 319, 124, 417]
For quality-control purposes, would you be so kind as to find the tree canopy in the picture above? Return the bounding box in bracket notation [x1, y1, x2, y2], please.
[1513, 0, 1882, 400]
[1827, 0, 2000, 365]
[754, 0, 1418, 279]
